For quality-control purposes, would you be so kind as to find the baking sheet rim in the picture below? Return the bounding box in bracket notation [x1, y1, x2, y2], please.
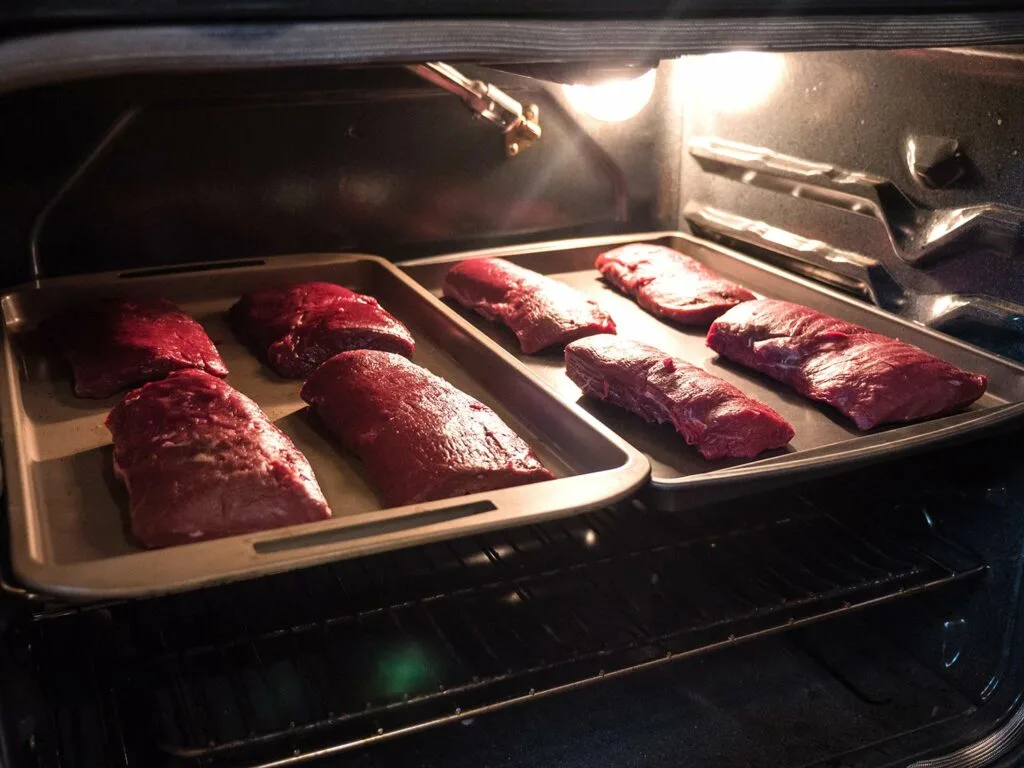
[400, 231, 1024, 494]
[0, 252, 651, 600]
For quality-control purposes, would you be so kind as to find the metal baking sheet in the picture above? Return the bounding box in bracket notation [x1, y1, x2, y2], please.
[0, 254, 649, 600]
[402, 232, 1024, 509]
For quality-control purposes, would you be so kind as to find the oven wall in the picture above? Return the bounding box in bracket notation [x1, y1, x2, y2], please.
[674, 48, 1024, 361]
[0, 65, 672, 285]
[6, 50, 1024, 366]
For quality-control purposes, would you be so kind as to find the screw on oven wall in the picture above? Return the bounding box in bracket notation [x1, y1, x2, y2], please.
[905, 135, 968, 189]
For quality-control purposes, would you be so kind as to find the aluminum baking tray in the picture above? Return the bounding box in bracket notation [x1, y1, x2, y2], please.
[0, 254, 649, 600]
[402, 232, 1024, 510]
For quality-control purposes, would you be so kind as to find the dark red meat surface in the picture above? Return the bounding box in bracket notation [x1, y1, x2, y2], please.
[301, 350, 554, 506]
[596, 243, 756, 326]
[229, 282, 415, 378]
[106, 369, 331, 548]
[54, 297, 227, 399]
[706, 299, 988, 430]
[565, 335, 793, 460]
[443, 258, 616, 354]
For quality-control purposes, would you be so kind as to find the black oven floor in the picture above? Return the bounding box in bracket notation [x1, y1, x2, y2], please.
[328, 614, 978, 768]
[14, 478, 985, 768]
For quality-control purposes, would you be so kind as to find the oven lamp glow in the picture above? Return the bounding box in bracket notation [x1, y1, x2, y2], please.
[562, 69, 657, 122]
[689, 51, 785, 113]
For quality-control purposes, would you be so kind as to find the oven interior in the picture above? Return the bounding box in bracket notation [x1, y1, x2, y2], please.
[1, 48, 1024, 767]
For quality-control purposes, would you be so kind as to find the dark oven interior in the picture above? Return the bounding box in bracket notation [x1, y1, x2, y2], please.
[1, 46, 1024, 768]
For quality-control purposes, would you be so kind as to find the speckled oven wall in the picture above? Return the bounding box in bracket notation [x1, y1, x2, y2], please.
[675, 48, 1024, 359]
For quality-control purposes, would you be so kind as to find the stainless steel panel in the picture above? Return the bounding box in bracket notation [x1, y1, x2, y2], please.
[403, 232, 1024, 509]
[0, 253, 649, 599]
[676, 49, 1024, 360]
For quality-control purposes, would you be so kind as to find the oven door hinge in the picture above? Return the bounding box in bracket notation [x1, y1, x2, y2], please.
[407, 61, 541, 157]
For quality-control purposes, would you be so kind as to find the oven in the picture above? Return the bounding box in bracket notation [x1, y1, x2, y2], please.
[1, 5, 1024, 768]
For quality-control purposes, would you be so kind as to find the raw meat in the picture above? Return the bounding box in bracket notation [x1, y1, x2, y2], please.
[229, 282, 415, 378]
[301, 350, 554, 506]
[443, 258, 616, 354]
[565, 335, 794, 460]
[52, 296, 227, 399]
[706, 299, 988, 430]
[596, 243, 756, 325]
[106, 369, 331, 548]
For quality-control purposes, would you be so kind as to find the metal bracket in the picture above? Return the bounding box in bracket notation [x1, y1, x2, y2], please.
[684, 201, 1024, 346]
[407, 62, 541, 157]
[683, 201, 902, 308]
[689, 136, 1024, 266]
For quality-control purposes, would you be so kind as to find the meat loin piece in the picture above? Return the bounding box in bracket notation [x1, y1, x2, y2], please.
[301, 350, 554, 506]
[596, 243, 756, 326]
[565, 335, 794, 460]
[229, 282, 415, 378]
[52, 296, 228, 399]
[443, 258, 616, 354]
[706, 299, 988, 430]
[106, 369, 331, 548]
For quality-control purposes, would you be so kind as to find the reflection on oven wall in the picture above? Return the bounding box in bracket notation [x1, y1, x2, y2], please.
[675, 48, 1024, 362]
[19, 65, 667, 282]
[10, 50, 1024, 362]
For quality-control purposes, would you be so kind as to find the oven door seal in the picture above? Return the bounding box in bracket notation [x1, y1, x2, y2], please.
[3, 16, 1024, 97]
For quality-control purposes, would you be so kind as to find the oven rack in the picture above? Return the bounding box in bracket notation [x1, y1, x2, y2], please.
[15, 479, 985, 768]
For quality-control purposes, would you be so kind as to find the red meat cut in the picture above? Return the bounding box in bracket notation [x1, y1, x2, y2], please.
[301, 350, 555, 506]
[230, 282, 415, 378]
[565, 335, 794, 459]
[706, 299, 988, 430]
[52, 296, 228, 399]
[106, 369, 331, 548]
[443, 257, 616, 354]
[596, 243, 756, 325]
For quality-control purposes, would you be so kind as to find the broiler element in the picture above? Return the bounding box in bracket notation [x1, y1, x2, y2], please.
[407, 62, 541, 157]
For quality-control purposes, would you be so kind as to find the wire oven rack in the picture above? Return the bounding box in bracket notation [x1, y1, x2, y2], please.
[13, 484, 985, 768]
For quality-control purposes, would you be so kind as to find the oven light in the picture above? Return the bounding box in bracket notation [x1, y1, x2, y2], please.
[562, 69, 657, 122]
[688, 51, 785, 113]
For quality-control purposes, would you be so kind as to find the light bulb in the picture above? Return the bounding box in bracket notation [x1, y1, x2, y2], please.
[687, 51, 785, 113]
[562, 69, 657, 122]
